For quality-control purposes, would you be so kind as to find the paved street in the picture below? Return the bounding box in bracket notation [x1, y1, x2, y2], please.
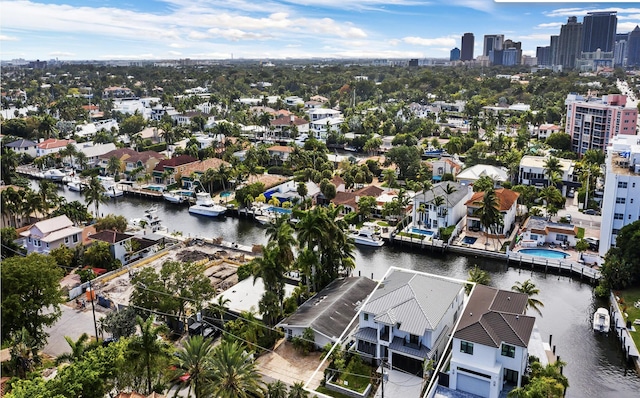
[43, 303, 106, 358]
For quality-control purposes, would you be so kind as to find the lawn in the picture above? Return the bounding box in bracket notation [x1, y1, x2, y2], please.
[616, 287, 640, 349]
[316, 386, 354, 398]
[576, 227, 585, 239]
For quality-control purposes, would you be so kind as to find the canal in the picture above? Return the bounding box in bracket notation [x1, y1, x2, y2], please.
[53, 185, 640, 397]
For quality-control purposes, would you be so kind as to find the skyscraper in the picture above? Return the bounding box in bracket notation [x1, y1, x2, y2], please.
[483, 34, 504, 65]
[614, 33, 628, 67]
[550, 35, 559, 66]
[450, 48, 461, 62]
[627, 26, 640, 67]
[461, 33, 474, 61]
[582, 11, 617, 53]
[536, 46, 551, 66]
[556, 16, 582, 69]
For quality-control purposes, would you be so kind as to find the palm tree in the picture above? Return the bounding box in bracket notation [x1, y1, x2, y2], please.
[173, 335, 216, 398]
[382, 169, 396, 188]
[128, 316, 171, 394]
[75, 151, 88, 171]
[543, 156, 562, 187]
[64, 143, 77, 167]
[209, 341, 265, 398]
[268, 380, 288, 398]
[287, 382, 309, 398]
[84, 176, 108, 217]
[37, 179, 60, 217]
[512, 280, 544, 316]
[55, 333, 98, 364]
[475, 188, 503, 247]
[212, 295, 231, 326]
[107, 156, 122, 178]
[466, 265, 490, 294]
[265, 216, 296, 271]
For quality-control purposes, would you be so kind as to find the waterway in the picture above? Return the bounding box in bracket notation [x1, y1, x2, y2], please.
[52, 184, 640, 397]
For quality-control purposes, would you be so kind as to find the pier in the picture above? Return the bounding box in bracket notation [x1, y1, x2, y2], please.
[120, 184, 164, 200]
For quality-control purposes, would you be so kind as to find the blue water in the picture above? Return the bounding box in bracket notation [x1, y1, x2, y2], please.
[518, 248, 569, 259]
[410, 228, 434, 236]
[266, 206, 292, 214]
[220, 191, 232, 198]
[462, 236, 477, 244]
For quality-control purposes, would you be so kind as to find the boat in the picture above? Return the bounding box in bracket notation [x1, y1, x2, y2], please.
[349, 228, 384, 247]
[593, 308, 610, 333]
[98, 176, 124, 198]
[163, 190, 193, 204]
[43, 169, 66, 181]
[189, 192, 226, 217]
[67, 177, 85, 192]
[129, 205, 166, 232]
[423, 147, 446, 158]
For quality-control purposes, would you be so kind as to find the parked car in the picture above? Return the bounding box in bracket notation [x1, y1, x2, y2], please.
[585, 237, 599, 250]
[584, 209, 600, 215]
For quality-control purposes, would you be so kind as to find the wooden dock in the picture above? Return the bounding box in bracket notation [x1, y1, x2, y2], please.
[120, 185, 163, 199]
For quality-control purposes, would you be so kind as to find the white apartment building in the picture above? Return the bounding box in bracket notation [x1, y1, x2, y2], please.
[599, 135, 640, 257]
[518, 155, 578, 196]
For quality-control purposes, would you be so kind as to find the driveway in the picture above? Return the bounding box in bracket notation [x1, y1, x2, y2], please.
[43, 302, 107, 358]
[256, 338, 328, 390]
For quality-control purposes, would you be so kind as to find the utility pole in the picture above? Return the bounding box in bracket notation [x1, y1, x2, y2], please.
[88, 279, 99, 341]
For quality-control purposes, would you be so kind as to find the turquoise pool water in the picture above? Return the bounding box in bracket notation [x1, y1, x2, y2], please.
[462, 236, 477, 244]
[267, 206, 292, 214]
[220, 191, 232, 198]
[518, 248, 569, 259]
[411, 228, 434, 236]
[145, 185, 164, 192]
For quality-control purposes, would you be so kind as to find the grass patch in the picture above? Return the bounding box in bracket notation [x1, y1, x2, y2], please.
[616, 287, 640, 349]
[576, 227, 585, 239]
[376, 221, 390, 227]
[332, 356, 373, 394]
[397, 232, 425, 240]
[316, 386, 354, 398]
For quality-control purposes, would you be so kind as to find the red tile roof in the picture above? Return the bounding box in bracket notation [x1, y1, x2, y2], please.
[153, 155, 198, 172]
[465, 188, 519, 211]
[37, 138, 75, 149]
[182, 158, 231, 175]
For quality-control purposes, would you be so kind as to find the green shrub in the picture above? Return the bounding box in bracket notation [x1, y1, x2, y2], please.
[236, 263, 252, 281]
[267, 166, 294, 176]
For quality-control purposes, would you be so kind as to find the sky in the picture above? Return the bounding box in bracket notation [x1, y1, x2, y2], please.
[1, 1, 639, 61]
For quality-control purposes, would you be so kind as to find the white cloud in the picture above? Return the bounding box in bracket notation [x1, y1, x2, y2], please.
[48, 51, 74, 57]
[514, 33, 556, 41]
[619, 22, 640, 32]
[402, 36, 456, 47]
[545, 7, 640, 18]
[535, 22, 563, 29]
[0, 34, 19, 41]
[167, 50, 182, 56]
[207, 28, 272, 41]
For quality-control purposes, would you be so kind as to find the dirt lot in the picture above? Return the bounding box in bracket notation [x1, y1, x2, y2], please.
[256, 338, 328, 390]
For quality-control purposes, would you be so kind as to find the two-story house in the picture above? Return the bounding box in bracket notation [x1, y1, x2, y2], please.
[74, 143, 117, 169]
[88, 230, 133, 264]
[518, 156, 579, 197]
[354, 268, 465, 376]
[36, 138, 76, 157]
[269, 115, 310, 139]
[180, 158, 231, 190]
[307, 108, 341, 122]
[518, 216, 578, 247]
[5, 139, 38, 158]
[412, 182, 472, 235]
[19, 215, 83, 254]
[152, 155, 199, 185]
[449, 285, 536, 398]
[465, 188, 520, 237]
[98, 148, 164, 179]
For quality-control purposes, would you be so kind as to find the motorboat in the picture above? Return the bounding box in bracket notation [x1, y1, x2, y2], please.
[189, 192, 226, 217]
[349, 228, 384, 247]
[129, 205, 166, 232]
[67, 177, 85, 192]
[255, 214, 276, 226]
[423, 147, 446, 158]
[98, 176, 124, 198]
[593, 308, 610, 333]
[163, 190, 193, 204]
[43, 169, 66, 181]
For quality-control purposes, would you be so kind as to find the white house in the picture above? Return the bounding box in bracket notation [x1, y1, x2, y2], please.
[354, 268, 466, 376]
[518, 155, 578, 196]
[73, 143, 118, 168]
[88, 230, 133, 264]
[284, 96, 304, 107]
[19, 215, 83, 254]
[307, 108, 342, 122]
[449, 285, 536, 398]
[36, 138, 76, 157]
[536, 124, 561, 140]
[5, 139, 38, 158]
[277, 277, 377, 349]
[518, 216, 578, 247]
[456, 164, 509, 187]
[310, 116, 344, 140]
[411, 182, 472, 235]
[465, 188, 520, 236]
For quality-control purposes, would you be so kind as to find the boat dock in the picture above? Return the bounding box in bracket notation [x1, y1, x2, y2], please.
[120, 184, 164, 200]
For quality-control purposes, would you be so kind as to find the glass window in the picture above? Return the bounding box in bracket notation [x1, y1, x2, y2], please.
[73, 234, 79, 243]
[410, 334, 419, 345]
[616, 197, 626, 204]
[501, 344, 516, 358]
[364, 313, 368, 321]
[618, 182, 628, 189]
[460, 341, 473, 355]
[614, 213, 624, 220]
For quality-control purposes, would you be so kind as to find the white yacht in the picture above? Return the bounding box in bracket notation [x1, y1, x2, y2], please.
[99, 176, 124, 198]
[67, 177, 85, 192]
[129, 205, 166, 232]
[593, 308, 610, 333]
[189, 192, 226, 217]
[163, 190, 192, 204]
[349, 228, 384, 247]
[43, 169, 66, 181]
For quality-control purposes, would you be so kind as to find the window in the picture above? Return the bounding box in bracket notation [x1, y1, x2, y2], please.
[613, 228, 620, 235]
[460, 341, 473, 355]
[618, 182, 628, 189]
[556, 234, 568, 242]
[410, 334, 419, 346]
[614, 213, 624, 220]
[364, 313, 369, 321]
[73, 234, 78, 243]
[501, 344, 516, 358]
[64, 237, 69, 244]
[28, 237, 32, 243]
[616, 197, 626, 204]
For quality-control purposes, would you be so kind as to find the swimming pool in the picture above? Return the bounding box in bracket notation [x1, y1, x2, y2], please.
[518, 248, 569, 259]
[266, 206, 292, 214]
[462, 236, 477, 245]
[220, 191, 232, 198]
[145, 185, 164, 192]
[410, 228, 434, 236]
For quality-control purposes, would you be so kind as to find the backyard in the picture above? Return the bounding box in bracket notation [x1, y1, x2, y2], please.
[617, 287, 640, 349]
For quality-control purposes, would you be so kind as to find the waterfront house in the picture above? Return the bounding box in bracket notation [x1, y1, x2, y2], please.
[180, 158, 232, 190]
[465, 188, 519, 236]
[428, 156, 464, 182]
[269, 115, 310, 139]
[519, 216, 578, 247]
[267, 145, 294, 164]
[98, 148, 164, 179]
[518, 155, 578, 196]
[309, 117, 344, 140]
[449, 285, 535, 398]
[4, 139, 38, 158]
[152, 155, 198, 185]
[88, 230, 133, 264]
[36, 138, 76, 157]
[329, 185, 384, 214]
[20, 215, 83, 254]
[354, 268, 465, 376]
[456, 164, 509, 187]
[277, 277, 377, 349]
[102, 86, 134, 99]
[411, 182, 472, 235]
[73, 143, 117, 169]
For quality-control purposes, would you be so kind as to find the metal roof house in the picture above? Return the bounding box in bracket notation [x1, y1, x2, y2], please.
[277, 277, 377, 349]
[448, 285, 536, 398]
[353, 268, 465, 376]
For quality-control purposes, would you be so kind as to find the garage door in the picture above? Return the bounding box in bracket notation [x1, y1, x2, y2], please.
[392, 353, 423, 376]
[457, 373, 490, 398]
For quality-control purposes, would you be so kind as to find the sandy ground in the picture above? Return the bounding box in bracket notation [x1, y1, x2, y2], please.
[256, 338, 328, 390]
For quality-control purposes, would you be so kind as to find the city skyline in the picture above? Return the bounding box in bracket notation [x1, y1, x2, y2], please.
[1, 1, 640, 61]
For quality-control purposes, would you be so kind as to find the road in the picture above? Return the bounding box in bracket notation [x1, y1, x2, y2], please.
[43, 303, 106, 358]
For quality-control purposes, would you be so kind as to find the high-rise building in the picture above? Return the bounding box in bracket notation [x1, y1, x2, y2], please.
[614, 34, 628, 67]
[556, 16, 582, 69]
[483, 34, 504, 64]
[565, 94, 638, 156]
[550, 35, 559, 66]
[627, 26, 640, 67]
[461, 33, 474, 61]
[503, 39, 522, 65]
[582, 11, 617, 53]
[599, 135, 640, 257]
[450, 47, 461, 62]
[536, 46, 551, 66]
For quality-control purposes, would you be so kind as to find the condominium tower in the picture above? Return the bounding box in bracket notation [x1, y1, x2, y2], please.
[461, 33, 474, 61]
[581, 11, 617, 53]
